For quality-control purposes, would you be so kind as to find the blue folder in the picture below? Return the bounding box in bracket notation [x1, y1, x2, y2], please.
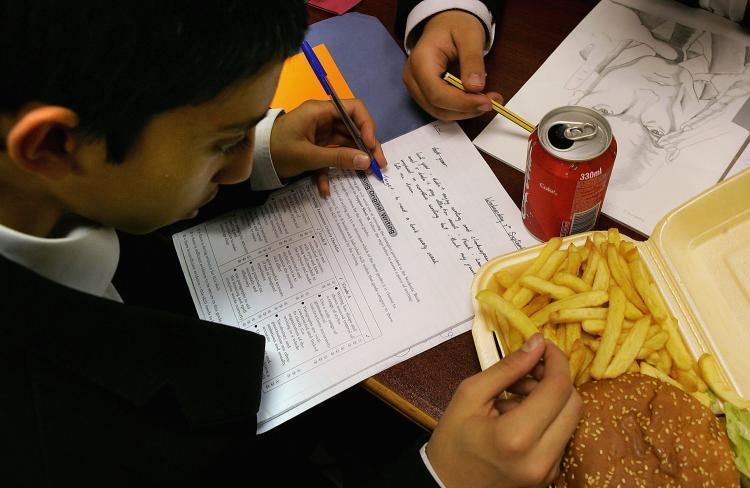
[305, 13, 432, 143]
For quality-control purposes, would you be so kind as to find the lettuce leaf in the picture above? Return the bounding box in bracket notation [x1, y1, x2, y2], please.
[725, 402, 750, 485]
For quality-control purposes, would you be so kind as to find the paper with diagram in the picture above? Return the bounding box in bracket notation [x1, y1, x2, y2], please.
[173, 121, 534, 431]
[474, 0, 750, 235]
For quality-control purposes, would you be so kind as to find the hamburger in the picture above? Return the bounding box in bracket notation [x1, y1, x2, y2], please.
[556, 373, 739, 487]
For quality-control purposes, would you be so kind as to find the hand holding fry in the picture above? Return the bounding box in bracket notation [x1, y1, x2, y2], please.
[427, 335, 582, 488]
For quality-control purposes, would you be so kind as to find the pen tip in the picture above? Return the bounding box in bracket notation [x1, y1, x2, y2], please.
[370, 160, 384, 182]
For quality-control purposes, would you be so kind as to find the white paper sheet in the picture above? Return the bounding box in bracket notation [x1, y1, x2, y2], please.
[474, 0, 750, 235]
[173, 121, 534, 431]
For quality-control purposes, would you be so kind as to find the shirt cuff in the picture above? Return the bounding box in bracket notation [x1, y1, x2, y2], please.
[419, 442, 447, 488]
[250, 108, 285, 191]
[403, 0, 495, 54]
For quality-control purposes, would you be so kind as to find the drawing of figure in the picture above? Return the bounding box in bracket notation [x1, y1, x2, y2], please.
[566, 1, 750, 189]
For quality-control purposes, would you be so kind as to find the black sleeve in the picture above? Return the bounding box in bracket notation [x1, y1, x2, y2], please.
[395, 0, 503, 43]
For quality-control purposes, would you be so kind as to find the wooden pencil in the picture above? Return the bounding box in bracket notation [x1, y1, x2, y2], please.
[443, 72, 535, 133]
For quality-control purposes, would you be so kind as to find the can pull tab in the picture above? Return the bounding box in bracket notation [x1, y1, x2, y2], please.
[560, 121, 598, 141]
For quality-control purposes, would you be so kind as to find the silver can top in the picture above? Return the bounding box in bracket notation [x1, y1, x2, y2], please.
[538, 106, 613, 162]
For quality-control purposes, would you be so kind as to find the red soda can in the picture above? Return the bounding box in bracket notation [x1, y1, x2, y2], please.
[521, 106, 617, 241]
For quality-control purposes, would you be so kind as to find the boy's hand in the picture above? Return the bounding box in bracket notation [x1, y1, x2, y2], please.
[426, 334, 582, 488]
[269, 99, 387, 197]
[403, 10, 503, 121]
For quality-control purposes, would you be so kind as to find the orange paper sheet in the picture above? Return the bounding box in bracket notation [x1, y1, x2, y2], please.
[270, 43, 353, 112]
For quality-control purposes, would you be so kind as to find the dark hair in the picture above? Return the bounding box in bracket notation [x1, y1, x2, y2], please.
[0, 1, 307, 161]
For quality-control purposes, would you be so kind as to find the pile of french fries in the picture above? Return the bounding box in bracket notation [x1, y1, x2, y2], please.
[476, 229, 750, 410]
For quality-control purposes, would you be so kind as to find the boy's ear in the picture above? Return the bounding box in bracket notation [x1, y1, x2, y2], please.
[6, 106, 80, 180]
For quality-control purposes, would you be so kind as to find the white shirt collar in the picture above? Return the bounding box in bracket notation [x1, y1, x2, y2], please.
[0, 222, 122, 301]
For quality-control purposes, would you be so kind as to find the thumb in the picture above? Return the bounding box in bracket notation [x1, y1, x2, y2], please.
[470, 334, 546, 402]
[455, 25, 487, 92]
[305, 145, 372, 172]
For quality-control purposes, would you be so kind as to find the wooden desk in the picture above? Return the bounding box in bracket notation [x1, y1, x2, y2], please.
[310, 0, 645, 431]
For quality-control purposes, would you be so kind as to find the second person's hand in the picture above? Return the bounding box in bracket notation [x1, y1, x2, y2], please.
[403, 10, 503, 121]
[270, 99, 387, 197]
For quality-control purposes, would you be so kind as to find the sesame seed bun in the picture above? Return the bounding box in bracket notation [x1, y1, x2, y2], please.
[556, 373, 739, 487]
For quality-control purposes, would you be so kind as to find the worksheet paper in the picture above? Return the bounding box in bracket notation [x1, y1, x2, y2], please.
[173, 121, 533, 432]
[473, 0, 750, 235]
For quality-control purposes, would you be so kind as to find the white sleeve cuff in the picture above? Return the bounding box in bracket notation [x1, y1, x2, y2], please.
[403, 0, 496, 55]
[419, 442, 447, 487]
[250, 108, 285, 191]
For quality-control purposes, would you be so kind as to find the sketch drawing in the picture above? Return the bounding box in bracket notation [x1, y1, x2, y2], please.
[565, 1, 750, 189]
[473, 0, 750, 234]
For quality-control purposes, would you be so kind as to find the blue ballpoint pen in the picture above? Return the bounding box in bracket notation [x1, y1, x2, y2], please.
[300, 41, 384, 182]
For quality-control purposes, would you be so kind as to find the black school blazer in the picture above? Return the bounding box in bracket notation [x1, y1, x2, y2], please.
[0, 254, 266, 487]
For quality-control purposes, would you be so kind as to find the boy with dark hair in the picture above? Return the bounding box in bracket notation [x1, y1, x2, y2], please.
[0, 1, 580, 486]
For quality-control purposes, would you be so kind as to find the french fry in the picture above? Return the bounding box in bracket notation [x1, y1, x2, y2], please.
[581, 248, 600, 286]
[519, 275, 575, 301]
[624, 301, 644, 320]
[644, 351, 660, 365]
[549, 307, 607, 323]
[552, 272, 592, 293]
[493, 311, 511, 344]
[566, 322, 582, 352]
[685, 367, 709, 393]
[627, 362, 641, 373]
[521, 294, 551, 316]
[542, 324, 556, 343]
[643, 331, 668, 351]
[568, 340, 586, 380]
[661, 316, 693, 371]
[607, 228, 620, 245]
[619, 240, 635, 256]
[592, 257, 610, 291]
[576, 362, 592, 386]
[624, 247, 640, 263]
[593, 232, 607, 247]
[656, 349, 672, 375]
[565, 244, 582, 276]
[617, 250, 633, 283]
[508, 327, 524, 353]
[607, 245, 647, 313]
[636, 347, 655, 360]
[530, 290, 609, 327]
[493, 269, 517, 290]
[629, 259, 668, 323]
[579, 245, 591, 263]
[502, 237, 562, 301]
[579, 346, 595, 376]
[691, 391, 713, 409]
[640, 362, 686, 391]
[512, 250, 567, 308]
[591, 286, 626, 379]
[646, 324, 661, 340]
[476, 290, 538, 340]
[674, 368, 703, 393]
[604, 315, 651, 378]
[698, 354, 750, 409]
[582, 337, 600, 351]
[582, 319, 606, 334]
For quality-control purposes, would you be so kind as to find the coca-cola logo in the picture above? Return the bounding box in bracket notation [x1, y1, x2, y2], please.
[539, 182, 558, 195]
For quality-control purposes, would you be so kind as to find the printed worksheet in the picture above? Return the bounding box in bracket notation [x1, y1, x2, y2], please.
[173, 121, 534, 431]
